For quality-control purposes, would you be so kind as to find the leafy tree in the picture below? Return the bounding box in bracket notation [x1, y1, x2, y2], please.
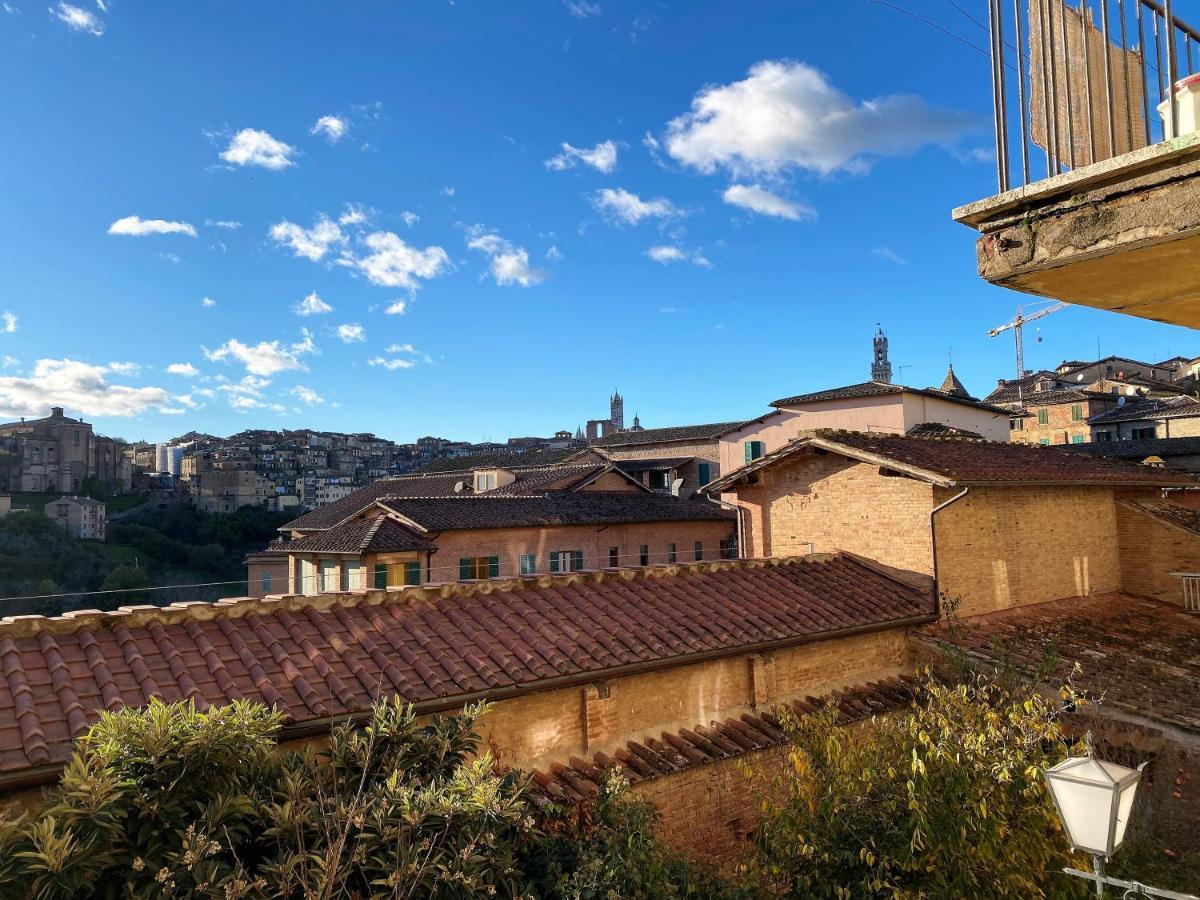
[98, 565, 153, 605]
[746, 672, 1087, 899]
[0, 699, 730, 900]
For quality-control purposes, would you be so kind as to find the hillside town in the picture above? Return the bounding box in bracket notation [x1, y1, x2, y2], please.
[4, 0, 1200, 896]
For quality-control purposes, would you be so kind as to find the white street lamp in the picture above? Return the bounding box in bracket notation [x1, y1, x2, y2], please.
[1045, 743, 1196, 899]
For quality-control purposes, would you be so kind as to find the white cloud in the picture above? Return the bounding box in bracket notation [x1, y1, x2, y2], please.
[292, 291, 333, 316]
[663, 59, 975, 177]
[336, 323, 365, 343]
[466, 227, 544, 287]
[368, 356, 416, 371]
[545, 139, 618, 173]
[219, 128, 297, 170]
[385, 343, 417, 354]
[722, 184, 814, 221]
[645, 245, 711, 267]
[564, 0, 600, 16]
[310, 115, 348, 143]
[346, 230, 450, 289]
[592, 187, 679, 225]
[400, 211, 420, 227]
[49, 2, 102, 34]
[205, 219, 241, 230]
[338, 202, 371, 226]
[107, 361, 140, 375]
[440, 186, 455, 197]
[166, 362, 199, 377]
[1, 355, 19, 369]
[200, 297, 216, 308]
[0, 358, 172, 419]
[269, 215, 346, 261]
[1, 312, 16, 334]
[291, 385, 324, 405]
[3, 4, 19, 15]
[872, 246, 907, 265]
[108, 216, 197, 237]
[384, 300, 407, 315]
[546, 245, 563, 261]
[203, 330, 316, 377]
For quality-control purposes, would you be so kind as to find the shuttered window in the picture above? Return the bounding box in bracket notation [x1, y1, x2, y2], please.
[520, 554, 537, 575]
[404, 561, 421, 585]
[697, 462, 711, 485]
[374, 564, 388, 589]
[744, 441, 765, 463]
[694, 541, 704, 561]
[1038, 408, 1049, 425]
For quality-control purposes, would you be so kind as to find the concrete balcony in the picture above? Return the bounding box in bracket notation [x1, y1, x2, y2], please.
[953, 133, 1200, 329]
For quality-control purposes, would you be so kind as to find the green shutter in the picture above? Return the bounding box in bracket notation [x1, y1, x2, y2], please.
[1071, 434, 1085, 444]
[373, 563, 387, 589]
[744, 442, 753, 463]
[488, 556, 500, 578]
[694, 541, 703, 561]
[572, 550, 584, 571]
[697, 462, 711, 485]
[1038, 408, 1049, 425]
[550, 552, 560, 573]
[404, 561, 421, 585]
[459, 558, 473, 581]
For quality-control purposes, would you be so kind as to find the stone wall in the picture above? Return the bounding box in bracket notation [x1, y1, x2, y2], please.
[1116, 500, 1200, 605]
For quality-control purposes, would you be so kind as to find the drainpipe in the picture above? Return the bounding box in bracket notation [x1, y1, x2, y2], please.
[706, 494, 746, 559]
[929, 486, 970, 617]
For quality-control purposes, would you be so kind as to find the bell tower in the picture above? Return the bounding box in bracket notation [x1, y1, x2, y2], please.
[871, 327, 893, 384]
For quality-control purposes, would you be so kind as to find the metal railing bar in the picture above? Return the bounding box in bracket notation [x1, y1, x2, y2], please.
[1101, 0, 1118, 153]
[1138, 4, 1153, 144]
[1119, 0, 1135, 151]
[1038, 0, 1057, 174]
[1166, 0, 1179, 137]
[998, 0, 1012, 182]
[1016, 0, 1033, 179]
[1060, 0, 1077, 164]
[1139, 0, 1200, 42]
[1048, 0, 1063, 171]
[1082, 0, 1099, 161]
[990, 0, 1011, 188]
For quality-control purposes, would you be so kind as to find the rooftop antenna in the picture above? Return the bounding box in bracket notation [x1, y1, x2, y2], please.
[896, 363, 914, 383]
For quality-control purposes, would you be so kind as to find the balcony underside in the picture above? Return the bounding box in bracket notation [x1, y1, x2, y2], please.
[953, 134, 1200, 330]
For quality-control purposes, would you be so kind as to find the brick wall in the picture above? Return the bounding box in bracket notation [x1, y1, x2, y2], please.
[479, 626, 915, 772]
[935, 485, 1124, 617]
[1116, 500, 1200, 604]
[732, 449, 935, 586]
[1010, 397, 1116, 445]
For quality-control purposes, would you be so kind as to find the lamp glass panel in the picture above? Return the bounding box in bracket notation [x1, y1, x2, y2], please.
[1113, 776, 1140, 849]
[1048, 774, 1115, 854]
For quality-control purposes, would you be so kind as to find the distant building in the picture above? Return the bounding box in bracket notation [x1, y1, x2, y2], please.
[1089, 396, 1200, 442]
[0, 495, 10, 518]
[45, 496, 106, 541]
[191, 469, 272, 514]
[591, 422, 748, 498]
[871, 327, 893, 384]
[610, 389, 624, 431]
[155, 443, 187, 477]
[0, 407, 130, 494]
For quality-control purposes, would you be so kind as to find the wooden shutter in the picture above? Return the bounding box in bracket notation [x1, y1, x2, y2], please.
[488, 556, 500, 578]
[572, 550, 584, 571]
[697, 462, 711, 485]
[404, 562, 421, 585]
[745, 442, 753, 463]
[459, 558, 473, 581]
[550, 552, 560, 573]
[374, 564, 388, 589]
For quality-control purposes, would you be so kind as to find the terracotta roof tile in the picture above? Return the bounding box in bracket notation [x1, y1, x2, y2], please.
[770, 381, 1008, 414]
[916, 594, 1200, 735]
[0, 555, 931, 783]
[590, 422, 747, 448]
[704, 431, 1198, 493]
[531, 677, 919, 800]
[274, 515, 434, 554]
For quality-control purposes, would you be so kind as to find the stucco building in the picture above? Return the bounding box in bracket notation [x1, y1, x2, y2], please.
[45, 495, 106, 541]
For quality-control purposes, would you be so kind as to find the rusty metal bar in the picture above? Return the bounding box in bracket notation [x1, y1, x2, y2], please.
[1138, 3, 1153, 145]
[1015, 0, 1032, 181]
[1119, 0, 1134, 151]
[1082, 0, 1098, 162]
[1046, 0, 1062, 171]
[1101, 0, 1118, 153]
[1166, 0, 1179, 138]
[1059, 0, 1076, 166]
[988, 0, 1010, 190]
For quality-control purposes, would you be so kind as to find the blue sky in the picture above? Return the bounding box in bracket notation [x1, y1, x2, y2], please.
[0, 0, 1192, 443]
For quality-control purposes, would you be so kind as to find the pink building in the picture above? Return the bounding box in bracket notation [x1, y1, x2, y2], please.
[717, 372, 1010, 477]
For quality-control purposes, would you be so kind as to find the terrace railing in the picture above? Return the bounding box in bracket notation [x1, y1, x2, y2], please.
[985, 0, 1200, 190]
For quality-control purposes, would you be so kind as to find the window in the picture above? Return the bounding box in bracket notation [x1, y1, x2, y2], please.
[1038, 437, 1050, 446]
[261, 571, 272, 593]
[697, 461, 711, 485]
[374, 563, 388, 589]
[648, 470, 670, 490]
[549, 550, 583, 573]
[319, 560, 339, 593]
[694, 541, 704, 561]
[1131, 426, 1156, 440]
[1071, 434, 1085, 444]
[1010, 418, 1024, 431]
[1071, 404, 1084, 421]
[1096, 431, 1113, 442]
[639, 544, 649, 566]
[520, 553, 537, 575]
[1037, 408, 1049, 425]
[608, 546, 619, 568]
[404, 561, 422, 586]
[744, 440, 765, 463]
[474, 471, 497, 492]
[667, 543, 677, 563]
[459, 556, 499, 580]
[341, 560, 364, 591]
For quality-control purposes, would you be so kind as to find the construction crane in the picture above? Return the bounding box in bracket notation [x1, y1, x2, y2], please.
[987, 302, 1066, 379]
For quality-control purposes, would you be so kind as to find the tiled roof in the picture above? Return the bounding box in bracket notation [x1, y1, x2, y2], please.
[990, 387, 1112, 408]
[274, 515, 434, 554]
[282, 462, 629, 532]
[904, 422, 984, 440]
[984, 371, 1059, 404]
[770, 381, 1008, 414]
[590, 422, 747, 448]
[378, 494, 735, 532]
[0, 555, 933, 783]
[612, 456, 695, 473]
[915, 594, 1200, 735]
[938, 365, 971, 399]
[702, 430, 1198, 493]
[416, 447, 585, 473]
[1068, 436, 1200, 460]
[1089, 397, 1200, 425]
[1117, 497, 1200, 536]
[531, 676, 919, 802]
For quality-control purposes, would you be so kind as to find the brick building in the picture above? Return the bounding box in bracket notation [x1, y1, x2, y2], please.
[718, 376, 1011, 479]
[1090, 396, 1200, 442]
[589, 422, 747, 498]
[0, 407, 130, 494]
[1069, 436, 1200, 473]
[704, 430, 1196, 617]
[987, 386, 1119, 445]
